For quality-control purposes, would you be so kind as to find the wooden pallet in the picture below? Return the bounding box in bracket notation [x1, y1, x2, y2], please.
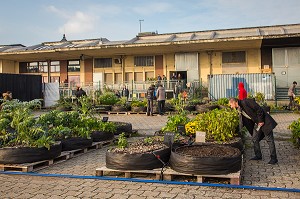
[0, 151, 71, 172]
[95, 166, 241, 185]
[107, 112, 128, 115]
[127, 112, 147, 115]
[0, 140, 113, 172]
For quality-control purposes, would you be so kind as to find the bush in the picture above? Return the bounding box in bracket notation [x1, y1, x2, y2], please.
[131, 99, 147, 107]
[162, 112, 190, 133]
[217, 98, 229, 106]
[185, 109, 239, 142]
[98, 92, 119, 105]
[288, 118, 300, 147]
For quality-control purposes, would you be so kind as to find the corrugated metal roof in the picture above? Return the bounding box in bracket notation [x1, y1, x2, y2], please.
[1, 23, 300, 53]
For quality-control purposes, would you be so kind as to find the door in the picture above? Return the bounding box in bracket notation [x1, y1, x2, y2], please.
[175, 53, 199, 83]
[272, 47, 300, 87]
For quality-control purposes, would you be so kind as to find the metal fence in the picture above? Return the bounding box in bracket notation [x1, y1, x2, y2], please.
[59, 80, 187, 100]
[208, 73, 275, 100]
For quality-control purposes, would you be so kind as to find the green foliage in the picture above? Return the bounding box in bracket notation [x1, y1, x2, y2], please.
[97, 122, 117, 134]
[131, 99, 147, 107]
[143, 137, 154, 144]
[115, 97, 129, 108]
[0, 101, 56, 149]
[162, 112, 190, 133]
[295, 97, 300, 105]
[55, 97, 74, 109]
[188, 99, 203, 106]
[74, 95, 94, 116]
[98, 92, 119, 105]
[255, 92, 266, 106]
[194, 108, 239, 142]
[288, 118, 300, 147]
[117, 133, 128, 149]
[217, 98, 229, 106]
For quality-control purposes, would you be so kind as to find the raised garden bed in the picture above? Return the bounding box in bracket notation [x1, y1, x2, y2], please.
[106, 137, 170, 170]
[170, 145, 242, 175]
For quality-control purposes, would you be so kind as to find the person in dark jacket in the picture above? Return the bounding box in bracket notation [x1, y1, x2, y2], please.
[238, 82, 247, 100]
[229, 98, 278, 165]
[288, 81, 297, 110]
[146, 85, 155, 116]
[75, 87, 86, 98]
[122, 86, 129, 101]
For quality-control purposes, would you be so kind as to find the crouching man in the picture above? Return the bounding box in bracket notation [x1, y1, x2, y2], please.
[229, 98, 278, 165]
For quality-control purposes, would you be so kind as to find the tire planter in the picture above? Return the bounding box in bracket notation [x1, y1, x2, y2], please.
[206, 137, 244, 152]
[111, 122, 133, 135]
[0, 142, 62, 164]
[184, 105, 196, 112]
[91, 131, 114, 142]
[56, 106, 72, 111]
[111, 105, 128, 112]
[195, 104, 209, 113]
[95, 105, 112, 112]
[170, 145, 242, 175]
[131, 106, 146, 112]
[106, 147, 171, 170]
[61, 137, 93, 151]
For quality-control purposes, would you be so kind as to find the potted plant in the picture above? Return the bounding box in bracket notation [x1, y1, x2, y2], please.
[161, 112, 190, 133]
[0, 100, 61, 164]
[111, 97, 130, 112]
[91, 120, 116, 142]
[111, 121, 133, 136]
[37, 111, 93, 151]
[184, 108, 243, 151]
[95, 92, 119, 112]
[106, 134, 170, 170]
[130, 99, 147, 112]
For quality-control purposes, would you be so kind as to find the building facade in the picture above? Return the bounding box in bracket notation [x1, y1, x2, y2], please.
[0, 24, 300, 88]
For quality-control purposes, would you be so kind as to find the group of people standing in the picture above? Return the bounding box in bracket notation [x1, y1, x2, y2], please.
[146, 84, 166, 116]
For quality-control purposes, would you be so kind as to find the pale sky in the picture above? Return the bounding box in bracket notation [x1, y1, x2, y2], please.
[1, 0, 300, 46]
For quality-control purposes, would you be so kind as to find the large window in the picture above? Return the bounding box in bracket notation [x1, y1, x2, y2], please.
[94, 58, 112, 68]
[134, 56, 154, 66]
[68, 60, 80, 72]
[222, 51, 246, 63]
[25, 61, 60, 73]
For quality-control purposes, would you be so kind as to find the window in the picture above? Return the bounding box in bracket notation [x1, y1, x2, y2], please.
[26, 62, 38, 73]
[51, 61, 60, 72]
[39, 62, 48, 73]
[94, 58, 112, 68]
[68, 60, 80, 72]
[134, 56, 154, 66]
[222, 51, 246, 63]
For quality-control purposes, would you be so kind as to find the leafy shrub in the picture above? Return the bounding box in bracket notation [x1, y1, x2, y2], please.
[217, 98, 229, 106]
[131, 99, 147, 107]
[162, 112, 190, 133]
[185, 109, 239, 142]
[98, 92, 119, 105]
[288, 118, 300, 147]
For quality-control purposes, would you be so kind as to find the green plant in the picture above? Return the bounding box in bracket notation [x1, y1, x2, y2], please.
[55, 97, 74, 109]
[162, 112, 190, 133]
[255, 92, 267, 106]
[295, 97, 300, 105]
[117, 133, 128, 149]
[74, 95, 94, 116]
[98, 92, 119, 105]
[193, 108, 239, 142]
[217, 98, 229, 106]
[288, 118, 300, 147]
[97, 122, 117, 134]
[131, 99, 147, 107]
[143, 137, 154, 144]
[188, 98, 203, 106]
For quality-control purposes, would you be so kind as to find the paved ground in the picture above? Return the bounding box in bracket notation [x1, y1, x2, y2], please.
[1, 112, 300, 198]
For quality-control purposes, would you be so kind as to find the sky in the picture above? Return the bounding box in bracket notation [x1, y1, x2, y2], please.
[1, 0, 300, 46]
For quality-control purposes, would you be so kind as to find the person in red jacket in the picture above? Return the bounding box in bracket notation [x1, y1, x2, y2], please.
[238, 82, 247, 100]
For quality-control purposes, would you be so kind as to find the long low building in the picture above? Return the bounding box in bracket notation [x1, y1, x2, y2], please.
[0, 23, 300, 88]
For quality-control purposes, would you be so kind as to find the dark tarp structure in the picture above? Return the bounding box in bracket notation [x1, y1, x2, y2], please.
[0, 73, 42, 101]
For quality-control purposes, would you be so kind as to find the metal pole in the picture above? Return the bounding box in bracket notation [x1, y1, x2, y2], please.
[139, 19, 144, 33]
[47, 60, 51, 83]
